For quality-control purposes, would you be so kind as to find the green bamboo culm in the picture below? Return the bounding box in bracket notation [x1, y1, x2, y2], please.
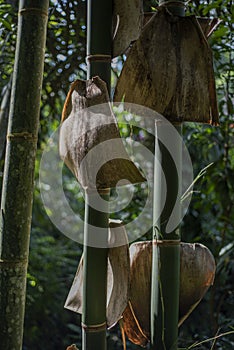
[0, 1, 49, 349]
[151, 123, 182, 350]
[86, 0, 112, 90]
[82, 0, 112, 349]
[150, 3, 185, 349]
[82, 192, 110, 350]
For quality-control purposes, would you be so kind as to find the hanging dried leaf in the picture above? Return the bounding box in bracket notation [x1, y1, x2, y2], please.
[64, 254, 83, 315]
[127, 241, 152, 340]
[121, 301, 149, 347]
[122, 241, 216, 346]
[112, 0, 143, 57]
[107, 221, 130, 328]
[114, 8, 219, 125]
[59, 76, 145, 190]
[178, 242, 216, 326]
[64, 221, 130, 329]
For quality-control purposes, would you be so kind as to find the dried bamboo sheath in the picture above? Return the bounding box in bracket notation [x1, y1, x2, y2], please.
[114, 8, 219, 125]
[122, 241, 216, 347]
[65, 240, 215, 347]
[112, 0, 143, 57]
[65, 221, 130, 329]
[60, 76, 145, 190]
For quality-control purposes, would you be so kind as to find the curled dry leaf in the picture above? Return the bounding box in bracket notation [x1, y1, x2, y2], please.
[66, 345, 79, 350]
[114, 8, 219, 125]
[64, 220, 130, 329]
[59, 76, 145, 190]
[178, 242, 216, 326]
[112, 0, 143, 57]
[122, 241, 216, 346]
[122, 300, 149, 347]
[107, 221, 130, 328]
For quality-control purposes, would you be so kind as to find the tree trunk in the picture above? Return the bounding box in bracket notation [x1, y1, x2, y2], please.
[0, 1, 49, 349]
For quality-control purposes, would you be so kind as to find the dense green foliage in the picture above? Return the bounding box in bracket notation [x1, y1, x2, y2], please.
[0, 0, 233, 349]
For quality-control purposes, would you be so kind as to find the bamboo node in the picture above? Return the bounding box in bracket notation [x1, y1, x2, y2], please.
[81, 321, 107, 333]
[86, 54, 112, 63]
[19, 8, 48, 17]
[7, 132, 37, 142]
[98, 188, 111, 196]
[0, 259, 28, 266]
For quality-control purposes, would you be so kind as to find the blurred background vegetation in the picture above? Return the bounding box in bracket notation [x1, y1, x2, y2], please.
[0, 0, 233, 349]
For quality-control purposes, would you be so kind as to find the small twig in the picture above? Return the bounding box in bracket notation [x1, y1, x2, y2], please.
[119, 318, 126, 350]
[187, 330, 234, 349]
[210, 328, 220, 350]
[181, 162, 214, 202]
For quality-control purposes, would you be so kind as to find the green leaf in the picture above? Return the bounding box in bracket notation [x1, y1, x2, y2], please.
[0, 18, 11, 30]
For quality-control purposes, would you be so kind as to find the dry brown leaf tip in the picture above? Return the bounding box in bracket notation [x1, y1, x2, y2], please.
[61, 76, 109, 122]
[66, 344, 79, 350]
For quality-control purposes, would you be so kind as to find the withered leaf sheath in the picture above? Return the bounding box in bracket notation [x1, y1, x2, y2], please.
[122, 241, 216, 347]
[60, 76, 145, 190]
[64, 220, 130, 329]
[114, 8, 219, 125]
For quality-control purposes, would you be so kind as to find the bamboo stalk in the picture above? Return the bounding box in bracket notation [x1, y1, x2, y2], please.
[82, 0, 112, 349]
[86, 0, 112, 90]
[82, 191, 109, 350]
[151, 122, 182, 350]
[150, 7, 185, 348]
[0, 1, 49, 349]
